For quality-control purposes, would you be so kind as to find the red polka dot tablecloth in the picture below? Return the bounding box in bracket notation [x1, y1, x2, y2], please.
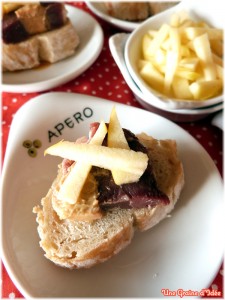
[1, 2, 223, 299]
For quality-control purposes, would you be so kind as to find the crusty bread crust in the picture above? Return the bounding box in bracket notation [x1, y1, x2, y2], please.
[33, 134, 184, 268]
[134, 133, 184, 231]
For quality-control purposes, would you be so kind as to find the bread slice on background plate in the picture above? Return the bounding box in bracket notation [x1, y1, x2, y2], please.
[33, 130, 184, 269]
[104, 2, 151, 21]
[103, 2, 177, 21]
[2, 2, 80, 72]
[3, 21, 79, 72]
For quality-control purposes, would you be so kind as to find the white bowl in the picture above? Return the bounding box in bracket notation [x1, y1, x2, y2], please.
[134, 92, 224, 123]
[124, 0, 223, 110]
[109, 33, 223, 122]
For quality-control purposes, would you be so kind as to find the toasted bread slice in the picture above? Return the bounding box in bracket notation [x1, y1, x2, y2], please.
[3, 21, 79, 72]
[33, 134, 184, 269]
[133, 133, 184, 231]
[15, 3, 68, 35]
[103, 2, 177, 21]
[104, 2, 150, 21]
[2, 36, 40, 71]
[37, 21, 79, 63]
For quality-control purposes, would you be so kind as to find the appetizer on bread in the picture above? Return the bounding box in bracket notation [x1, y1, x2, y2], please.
[33, 108, 184, 269]
[2, 2, 80, 72]
[104, 2, 151, 21]
[103, 2, 177, 21]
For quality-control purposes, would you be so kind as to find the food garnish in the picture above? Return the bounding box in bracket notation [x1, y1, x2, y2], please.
[44, 108, 149, 220]
[54, 121, 107, 204]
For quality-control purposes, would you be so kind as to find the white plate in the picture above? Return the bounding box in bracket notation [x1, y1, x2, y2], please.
[2, 6, 103, 93]
[1, 92, 224, 298]
[86, 1, 141, 31]
[211, 111, 223, 130]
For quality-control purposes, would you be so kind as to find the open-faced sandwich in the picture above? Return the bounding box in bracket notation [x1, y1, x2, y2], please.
[2, 2, 80, 72]
[103, 2, 177, 22]
[33, 108, 184, 269]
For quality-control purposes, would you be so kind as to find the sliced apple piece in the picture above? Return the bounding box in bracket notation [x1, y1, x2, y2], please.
[139, 61, 164, 91]
[170, 13, 180, 27]
[108, 107, 142, 185]
[180, 45, 192, 58]
[182, 27, 223, 41]
[172, 77, 193, 99]
[108, 107, 129, 150]
[58, 162, 92, 204]
[147, 23, 170, 56]
[212, 53, 223, 67]
[142, 33, 152, 60]
[210, 39, 223, 57]
[57, 121, 107, 204]
[154, 49, 167, 65]
[170, 28, 181, 55]
[179, 57, 199, 71]
[164, 50, 179, 95]
[193, 33, 217, 80]
[189, 80, 222, 100]
[176, 68, 201, 81]
[216, 64, 224, 80]
[160, 37, 171, 51]
[45, 143, 148, 178]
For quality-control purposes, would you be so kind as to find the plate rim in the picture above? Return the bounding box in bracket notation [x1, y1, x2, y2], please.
[86, 1, 141, 31]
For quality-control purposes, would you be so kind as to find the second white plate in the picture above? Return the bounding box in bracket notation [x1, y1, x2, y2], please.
[2, 5, 104, 93]
[86, 1, 142, 31]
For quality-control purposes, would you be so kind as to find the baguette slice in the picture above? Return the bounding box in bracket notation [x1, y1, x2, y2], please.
[104, 2, 150, 21]
[33, 134, 184, 269]
[133, 133, 184, 231]
[2, 36, 40, 71]
[3, 21, 79, 72]
[37, 21, 79, 64]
